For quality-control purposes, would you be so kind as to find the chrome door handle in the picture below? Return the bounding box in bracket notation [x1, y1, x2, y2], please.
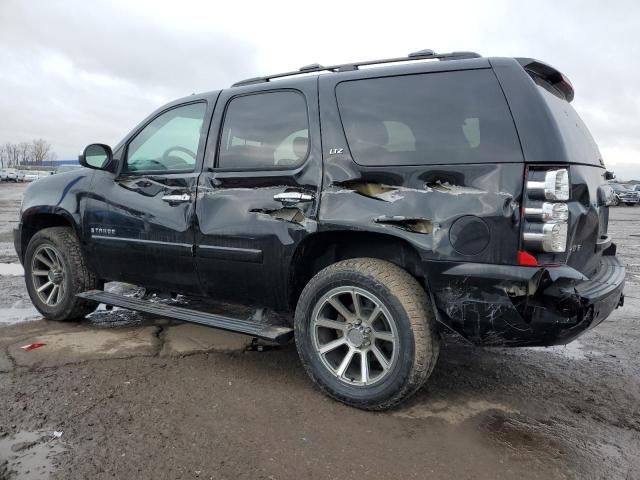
[161, 194, 191, 204]
[273, 191, 315, 205]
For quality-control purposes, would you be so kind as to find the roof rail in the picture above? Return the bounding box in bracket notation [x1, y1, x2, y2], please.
[232, 49, 481, 87]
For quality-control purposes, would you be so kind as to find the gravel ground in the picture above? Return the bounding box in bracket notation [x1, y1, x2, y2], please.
[0, 181, 638, 480]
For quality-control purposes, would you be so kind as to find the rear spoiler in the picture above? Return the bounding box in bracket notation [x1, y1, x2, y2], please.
[516, 58, 575, 102]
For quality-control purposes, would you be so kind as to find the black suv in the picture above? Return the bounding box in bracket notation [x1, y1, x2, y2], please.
[14, 50, 625, 410]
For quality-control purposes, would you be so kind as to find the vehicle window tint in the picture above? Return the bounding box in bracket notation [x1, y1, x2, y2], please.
[126, 103, 206, 172]
[218, 91, 309, 169]
[336, 70, 523, 166]
[533, 75, 603, 166]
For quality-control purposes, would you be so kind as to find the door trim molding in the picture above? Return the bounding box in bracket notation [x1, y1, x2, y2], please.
[197, 244, 263, 263]
[92, 235, 192, 249]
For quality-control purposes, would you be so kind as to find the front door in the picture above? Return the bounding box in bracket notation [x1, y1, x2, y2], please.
[195, 78, 322, 309]
[86, 101, 210, 293]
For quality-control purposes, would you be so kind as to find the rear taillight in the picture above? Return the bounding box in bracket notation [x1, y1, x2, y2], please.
[526, 169, 570, 201]
[524, 202, 569, 222]
[523, 222, 568, 253]
[523, 167, 570, 255]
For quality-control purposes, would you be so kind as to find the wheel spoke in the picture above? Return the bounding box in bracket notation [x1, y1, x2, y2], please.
[37, 281, 53, 293]
[46, 285, 59, 305]
[372, 345, 390, 370]
[360, 351, 369, 384]
[56, 282, 64, 303]
[318, 337, 346, 355]
[373, 331, 395, 343]
[367, 305, 381, 324]
[351, 291, 362, 319]
[32, 270, 49, 276]
[336, 348, 356, 378]
[35, 254, 53, 269]
[328, 296, 353, 321]
[316, 318, 347, 331]
[43, 248, 59, 268]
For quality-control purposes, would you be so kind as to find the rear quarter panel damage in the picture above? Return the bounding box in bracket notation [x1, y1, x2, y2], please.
[320, 160, 524, 265]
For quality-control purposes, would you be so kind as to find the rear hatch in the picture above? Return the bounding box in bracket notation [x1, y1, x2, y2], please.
[521, 60, 611, 276]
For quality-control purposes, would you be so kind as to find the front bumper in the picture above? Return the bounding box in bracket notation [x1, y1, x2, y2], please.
[427, 254, 625, 347]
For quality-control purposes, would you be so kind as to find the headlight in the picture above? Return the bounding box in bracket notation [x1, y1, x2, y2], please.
[526, 169, 570, 201]
[523, 223, 568, 253]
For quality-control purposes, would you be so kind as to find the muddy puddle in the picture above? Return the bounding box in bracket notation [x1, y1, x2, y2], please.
[0, 430, 66, 479]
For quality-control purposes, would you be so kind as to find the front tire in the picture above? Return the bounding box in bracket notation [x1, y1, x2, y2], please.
[294, 258, 439, 410]
[24, 227, 102, 321]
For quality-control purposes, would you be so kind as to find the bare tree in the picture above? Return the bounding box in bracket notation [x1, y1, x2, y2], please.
[17, 142, 31, 166]
[31, 139, 55, 165]
[3, 143, 20, 167]
[1, 140, 57, 167]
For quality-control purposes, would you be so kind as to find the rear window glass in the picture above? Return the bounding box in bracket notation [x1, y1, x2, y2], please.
[335, 69, 523, 166]
[533, 76, 603, 166]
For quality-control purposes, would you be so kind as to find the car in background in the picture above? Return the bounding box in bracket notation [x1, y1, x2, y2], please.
[24, 172, 40, 182]
[5, 168, 18, 182]
[0, 169, 7, 181]
[16, 171, 26, 182]
[611, 183, 640, 206]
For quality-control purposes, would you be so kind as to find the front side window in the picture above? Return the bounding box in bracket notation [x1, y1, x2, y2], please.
[336, 70, 523, 166]
[218, 91, 309, 169]
[126, 103, 206, 173]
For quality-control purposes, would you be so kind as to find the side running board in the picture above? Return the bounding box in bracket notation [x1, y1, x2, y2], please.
[77, 290, 293, 344]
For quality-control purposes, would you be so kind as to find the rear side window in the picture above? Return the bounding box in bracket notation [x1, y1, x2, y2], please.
[218, 91, 309, 169]
[533, 76, 603, 166]
[336, 70, 523, 166]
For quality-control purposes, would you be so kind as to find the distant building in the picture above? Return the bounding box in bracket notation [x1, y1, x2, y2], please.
[41, 159, 80, 167]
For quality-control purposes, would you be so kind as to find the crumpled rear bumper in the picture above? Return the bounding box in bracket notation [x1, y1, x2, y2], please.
[427, 254, 625, 347]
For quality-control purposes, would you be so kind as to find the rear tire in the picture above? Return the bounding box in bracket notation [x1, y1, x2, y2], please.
[294, 258, 439, 410]
[24, 227, 102, 321]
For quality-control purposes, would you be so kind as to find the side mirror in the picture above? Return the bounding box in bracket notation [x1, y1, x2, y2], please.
[80, 143, 113, 171]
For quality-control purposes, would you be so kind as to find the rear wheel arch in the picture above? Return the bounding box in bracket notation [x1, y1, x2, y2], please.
[288, 230, 427, 309]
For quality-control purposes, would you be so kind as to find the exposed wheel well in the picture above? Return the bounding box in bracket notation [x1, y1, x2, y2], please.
[20, 214, 74, 262]
[289, 231, 426, 309]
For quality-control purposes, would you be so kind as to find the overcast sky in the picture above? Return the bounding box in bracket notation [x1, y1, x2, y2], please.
[1, 0, 638, 179]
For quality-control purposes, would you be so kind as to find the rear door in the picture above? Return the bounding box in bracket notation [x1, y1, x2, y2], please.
[493, 58, 612, 274]
[195, 78, 322, 309]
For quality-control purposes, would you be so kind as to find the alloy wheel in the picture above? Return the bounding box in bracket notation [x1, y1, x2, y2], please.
[311, 286, 399, 386]
[30, 244, 66, 307]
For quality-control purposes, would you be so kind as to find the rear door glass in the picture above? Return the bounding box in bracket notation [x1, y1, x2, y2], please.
[533, 76, 603, 166]
[336, 69, 523, 166]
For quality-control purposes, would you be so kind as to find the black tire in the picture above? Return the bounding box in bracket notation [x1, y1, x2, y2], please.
[24, 227, 102, 321]
[294, 258, 439, 410]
